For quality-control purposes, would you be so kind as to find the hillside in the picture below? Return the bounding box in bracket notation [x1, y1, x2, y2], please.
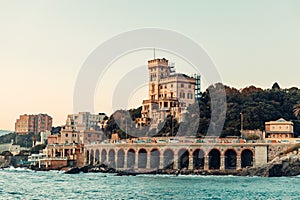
[0, 130, 11, 136]
[0, 132, 40, 148]
[104, 83, 300, 138]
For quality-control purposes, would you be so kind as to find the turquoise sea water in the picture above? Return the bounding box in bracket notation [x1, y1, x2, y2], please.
[0, 168, 299, 200]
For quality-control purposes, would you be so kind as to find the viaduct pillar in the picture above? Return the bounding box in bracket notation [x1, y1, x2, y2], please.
[188, 155, 193, 170]
[236, 155, 241, 170]
[146, 152, 151, 169]
[173, 153, 178, 170]
[134, 152, 138, 169]
[220, 156, 225, 171]
[124, 152, 128, 169]
[204, 155, 209, 170]
[159, 155, 164, 169]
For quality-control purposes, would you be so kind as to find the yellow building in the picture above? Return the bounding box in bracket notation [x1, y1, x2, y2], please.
[265, 118, 294, 139]
[137, 58, 198, 128]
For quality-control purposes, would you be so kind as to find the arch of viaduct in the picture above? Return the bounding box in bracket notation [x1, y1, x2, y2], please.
[85, 143, 269, 171]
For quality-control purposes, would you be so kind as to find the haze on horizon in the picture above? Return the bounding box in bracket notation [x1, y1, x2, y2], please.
[0, 0, 300, 130]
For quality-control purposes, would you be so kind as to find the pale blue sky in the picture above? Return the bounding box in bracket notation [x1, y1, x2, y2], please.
[0, 0, 299, 130]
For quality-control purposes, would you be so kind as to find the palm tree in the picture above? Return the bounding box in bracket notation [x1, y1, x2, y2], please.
[293, 104, 300, 118]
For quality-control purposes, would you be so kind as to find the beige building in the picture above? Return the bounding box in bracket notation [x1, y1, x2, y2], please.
[79, 129, 104, 145]
[48, 122, 104, 145]
[43, 119, 104, 170]
[15, 114, 52, 135]
[66, 112, 107, 131]
[137, 58, 198, 128]
[265, 118, 294, 139]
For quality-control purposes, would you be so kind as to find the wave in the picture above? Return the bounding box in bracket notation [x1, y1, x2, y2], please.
[135, 174, 240, 179]
[3, 166, 33, 172]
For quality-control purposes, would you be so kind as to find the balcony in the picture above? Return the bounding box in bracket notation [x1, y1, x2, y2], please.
[40, 157, 68, 161]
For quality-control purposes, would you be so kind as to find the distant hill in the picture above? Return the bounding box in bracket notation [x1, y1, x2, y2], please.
[0, 130, 12, 136]
[0, 132, 41, 148]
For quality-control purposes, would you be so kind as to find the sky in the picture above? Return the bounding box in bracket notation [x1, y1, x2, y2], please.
[0, 0, 300, 130]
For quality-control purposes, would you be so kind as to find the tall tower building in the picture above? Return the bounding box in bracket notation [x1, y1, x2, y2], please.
[148, 58, 170, 100]
[137, 58, 199, 129]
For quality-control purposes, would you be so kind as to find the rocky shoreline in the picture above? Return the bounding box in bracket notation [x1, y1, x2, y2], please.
[63, 154, 300, 177]
[64, 147, 300, 177]
[3, 146, 300, 177]
[63, 164, 241, 176]
[238, 148, 300, 177]
[3, 159, 299, 177]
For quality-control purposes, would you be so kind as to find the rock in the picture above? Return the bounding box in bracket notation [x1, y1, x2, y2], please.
[115, 171, 137, 176]
[79, 165, 90, 173]
[64, 167, 80, 174]
[268, 164, 283, 177]
[237, 153, 300, 177]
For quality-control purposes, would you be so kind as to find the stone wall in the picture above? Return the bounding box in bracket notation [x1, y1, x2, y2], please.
[267, 144, 290, 161]
[254, 145, 268, 166]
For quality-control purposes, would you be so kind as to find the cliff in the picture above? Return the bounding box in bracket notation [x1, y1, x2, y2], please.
[239, 144, 300, 177]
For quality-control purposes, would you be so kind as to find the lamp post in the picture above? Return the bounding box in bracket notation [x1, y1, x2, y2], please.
[125, 117, 128, 141]
[122, 116, 128, 141]
[240, 112, 244, 134]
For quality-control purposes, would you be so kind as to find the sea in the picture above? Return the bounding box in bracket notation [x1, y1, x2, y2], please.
[0, 167, 299, 200]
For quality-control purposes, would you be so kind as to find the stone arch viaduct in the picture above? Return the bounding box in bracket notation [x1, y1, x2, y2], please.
[85, 142, 270, 171]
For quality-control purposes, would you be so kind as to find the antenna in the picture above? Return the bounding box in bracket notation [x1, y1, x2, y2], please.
[153, 48, 156, 59]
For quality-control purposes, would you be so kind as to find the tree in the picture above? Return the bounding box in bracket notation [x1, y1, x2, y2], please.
[156, 115, 179, 137]
[272, 82, 281, 91]
[51, 126, 61, 134]
[293, 104, 300, 118]
[104, 107, 148, 139]
[0, 151, 13, 158]
[104, 83, 300, 138]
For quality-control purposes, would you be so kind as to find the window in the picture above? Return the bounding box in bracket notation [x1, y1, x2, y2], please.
[150, 74, 156, 82]
[188, 84, 191, 88]
[180, 92, 185, 98]
[187, 93, 193, 99]
[171, 84, 173, 88]
[181, 83, 184, 88]
[65, 133, 68, 137]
